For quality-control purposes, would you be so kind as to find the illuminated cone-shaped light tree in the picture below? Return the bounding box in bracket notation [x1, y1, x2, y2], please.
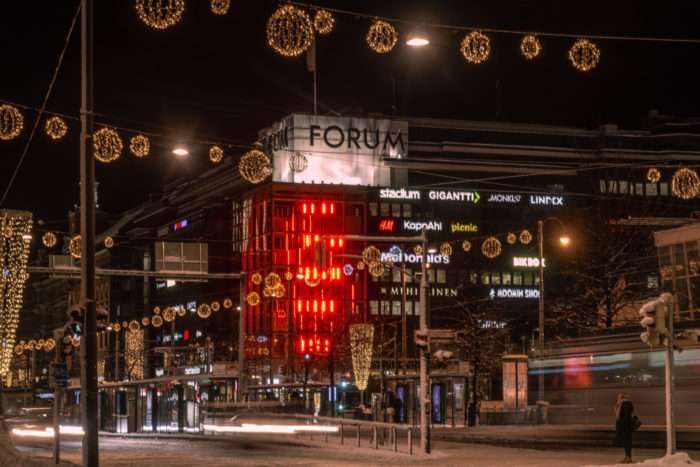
[350, 323, 374, 394]
[0, 210, 32, 378]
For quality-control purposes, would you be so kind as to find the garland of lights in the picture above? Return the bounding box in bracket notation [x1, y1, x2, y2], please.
[506, 233, 516, 244]
[197, 303, 211, 318]
[0, 105, 24, 140]
[153, 306, 161, 314]
[462, 240, 471, 252]
[569, 38, 600, 71]
[672, 168, 700, 199]
[135, 0, 184, 30]
[239, 149, 271, 184]
[104, 236, 114, 248]
[350, 323, 374, 391]
[647, 168, 661, 183]
[520, 34, 541, 59]
[266, 5, 314, 57]
[13, 337, 55, 355]
[247, 292, 260, 306]
[125, 329, 144, 380]
[129, 134, 150, 158]
[413, 245, 422, 256]
[460, 31, 490, 64]
[209, 145, 224, 163]
[289, 151, 308, 173]
[440, 242, 453, 256]
[210, 0, 229, 15]
[482, 236, 502, 259]
[93, 127, 123, 163]
[0, 211, 32, 376]
[519, 230, 533, 244]
[42, 232, 57, 248]
[69, 235, 81, 259]
[314, 9, 335, 35]
[366, 20, 397, 53]
[45, 116, 67, 140]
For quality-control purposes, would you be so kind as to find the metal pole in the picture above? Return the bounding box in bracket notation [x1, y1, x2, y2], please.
[419, 230, 430, 454]
[31, 348, 36, 406]
[53, 387, 61, 463]
[80, 0, 98, 463]
[537, 219, 544, 404]
[285, 278, 292, 382]
[238, 275, 246, 401]
[114, 330, 119, 383]
[206, 336, 211, 373]
[666, 299, 676, 455]
[170, 319, 175, 377]
[401, 260, 406, 374]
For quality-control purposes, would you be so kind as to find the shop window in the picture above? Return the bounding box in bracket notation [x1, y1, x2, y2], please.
[427, 269, 435, 283]
[437, 269, 446, 284]
[534, 274, 540, 286]
[405, 268, 413, 283]
[523, 272, 532, 286]
[381, 301, 390, 315]
[503, 272, 511, 285]
[380, 203, 390, 216]
[646, 183, 658, 196]
[635, 183, 644, 196]
[403, 203, 412, 217]
[405, 301, 413, 315]
[660, 183, 669, 196]
[370, 301, 378, 315]
[619, 181, 628, 194]
[491, 272, 500, 285]
[481, 272, 490, 285]
[369, 202, 378, 217]
[414, 302, 420, 316]
[392, 268, 402, 282]
[608, 181, 618, 193]
[392, 301, 401, 316]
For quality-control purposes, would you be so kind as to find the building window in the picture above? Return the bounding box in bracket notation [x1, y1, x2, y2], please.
[369, 202, 378, 217]
[523, 272, 532, 286]
[392, 301, 401, 316]
[392, 203, 401, 218]
[470, 272, 478, 284]
[392, 268, 401, 282]
[619, 181, 628, 194]
[660, 182, 669, 196]
[403, 203, 412, 217]
[534, 273, 540, 286]
[405, 301, 413, 315]
[382, 268, 390, 282]
[370, 301, 378, 315]
[405, 268, 413, 283]
[491, 272, 500, 285]
[427, 269, 435, 283]
[608, 180, 618, 193]
[646, 183, 658, 196]
[413, 301, 420, 316]
[503, 272, 511, 285]
[481, 272, 490, 285]
[647, 275, 659, 289]
[635, 183, 644, 196]
[599, 180, 606, 193]
[437, 269, 446, 284]
[381, 301, 390, 315]
[380, 203, 390, 216]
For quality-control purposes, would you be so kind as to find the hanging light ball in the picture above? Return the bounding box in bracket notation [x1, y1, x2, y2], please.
[42, 232, 57, 248]
[153, 306, 161, 315]
[460, 31, 490, 64]
[265, 272, 281, 287]
[247, 292, 260, 306]
[289, 152, 308, 173]
[135, 0, 185, 29]
[104, 236, 114, 248]
[177, 306, 186, 317]
[45, 116, 67, 140]
[361, 246, 382, 265]
[519, 230, 533, 244]
[482, 236, 502, 259]
[27, 339, 37, 350]
[507, 233, 517, 244]
[141, 317, 150, 326]
[151, 315, 163, 328]
[284, 271, 294, 281]
[69, 235, 81, 259]
[44, 338, 56, 351]
[0, 104, 24, 140]
[129, 134, 150, 158]
[262, 286, 272, 297]
[368, 262, 385, 277]
[113, 323, 121, 332]
[209, 145, 224, 163]
[520, 34, 541, 59]
[163, 307, 175, 322]
[239, 149, 271, 184]
[314, 9, 334, 35]
[223, 298, 233, 309]
[672, 168, 700, 199]
[198, 303, 212, 318]
[128, 320, 141, 332]
[71, 337, 81, 347]
[210, 0, 229, 15]
[14, 344, 23, 355]
[305, 276, 321, 287]
[211, 301, 220, 312]
[647, 168, 661, 183]
[266, 5, 314, 57]
[3, 225, 12, 238]
[568, 38, 600, 71]
[413, 245, 423, 256]
[366, 20, 398, 53]
[252, 272, 262, 285]
[462, 240, 471, 252]
[439, 242, 453, 256]
[274, 283, 286, 298]
[122, 321, 128, 328]
[93, 128, 122, 163]
[343, 264, 354, 276]
[356, 261, 365, 271]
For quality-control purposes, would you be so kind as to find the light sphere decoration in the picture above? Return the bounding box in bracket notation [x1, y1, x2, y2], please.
[305, 276, 321, 287]
[252, 272, 262, 285]
[361, 246, 382, 265]
[262, 286, 272, 297]
[440, 242, 453, 256]
[211, 301, 220, 312]
[289, 152, 308, 173]
[284, 271, 293, 281]
[93, 127, 122, 163]
[482, 236, 502, 259]
[45, 116, 67, 140]
[266, 5, 314, 57]
[520, 34, 541, 59]
[122, 321, 128, 328]
[69, 235, 81, 259]
[0, 104, 24, 140]
[129, 134, 150, 158]
[356, 261, 365, 271]
[314, 9, 334, 35]
[209, 145, 224, 163]
[507, 233, 517, 244]
[413, 245, 423, 256]
[177, 306, 186, 317]
[27, 339, 37, 349]
[162, 307, 175, 322]
[128, 319, 141, 333]
[239, 149, 271, 184]
[14, 344, 23, 355]
[141, 317, 150, 326]
[462, 240, 472, 252]
[273, 283, 286, 298]
[113, 323, 121, 332]
[672, 168, 700, 200]
[647, 168, 661, 183]
[265, 272, 281, 287]
[343, 263, 354, 276]
[151, 315, 163, 328]
[368, 261, 384, 278]
[37, 338, 45, 348]
[135, 0, 185, 30]
[104, 236, 114, 248]
[247, 292, 260, 306]
[197, 303, 212, 318]
[460, 31, 490, 64]
[569, 38, 600, 71]
[366, 20, 398, 54]
[42, 232, 57, 248]
[44, 338, 55, 351]
[223, 298, 233, 309]
[210, 0, 229, 15]
[350, 323, 374, 391]
[153, 306, 161, 314]
[519, 229, 533, 244]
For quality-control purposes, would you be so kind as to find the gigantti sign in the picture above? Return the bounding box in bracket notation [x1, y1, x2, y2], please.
[259, 114, 408, 186]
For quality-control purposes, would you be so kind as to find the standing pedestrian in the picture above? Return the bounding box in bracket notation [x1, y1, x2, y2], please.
[614, 392, 634, 464]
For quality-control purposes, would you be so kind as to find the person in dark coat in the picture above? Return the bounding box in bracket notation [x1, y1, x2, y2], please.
[614, 392, 635, 464]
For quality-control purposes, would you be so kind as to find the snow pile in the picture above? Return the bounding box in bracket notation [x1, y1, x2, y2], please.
[586, 452, 699, 466]
[0, 417, 77, 467]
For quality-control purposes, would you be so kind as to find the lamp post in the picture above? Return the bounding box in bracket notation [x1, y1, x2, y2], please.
[537, 218, 569, 404]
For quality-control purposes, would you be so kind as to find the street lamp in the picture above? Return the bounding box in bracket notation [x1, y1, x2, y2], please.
[537, 217, 569, 405]
[406, 27, 430, 47]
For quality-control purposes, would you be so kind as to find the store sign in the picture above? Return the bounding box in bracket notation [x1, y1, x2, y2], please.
[378, 219, 395, 231]
[487, 193, 521, 203]
[489, 288, 540, 299]
[391, 286, 458, 297]
[428, 190, 480, 203]
[513, 257, 546, 267]
[381, 251, 450, 264]
[450, 222, 478, 233]
[529, 195, 564, 206]
[184, 366, 203, 375]
[380, 188, 420, 200]
[403, 220, 443, 231]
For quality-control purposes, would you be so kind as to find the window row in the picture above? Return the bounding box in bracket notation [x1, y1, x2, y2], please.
[371, 268, 447, 284]
[369, 300, 421, 316]
[478, 271, 541, 286]
[600, 180, 670, 197]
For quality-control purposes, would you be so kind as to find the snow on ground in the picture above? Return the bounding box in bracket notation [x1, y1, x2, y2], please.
[0, 417, 77, 467]
[585, 452, 699, 466]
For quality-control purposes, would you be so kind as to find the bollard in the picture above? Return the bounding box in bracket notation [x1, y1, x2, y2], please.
[340, 422, 344, 445]
[357, 424, 361, 447]
[393, 427, 397, 452]
[372, 425, 378, 449]
[408, 427, 412, 455]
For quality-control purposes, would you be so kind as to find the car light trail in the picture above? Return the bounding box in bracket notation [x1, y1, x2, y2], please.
[11, 425, 85, 437]
[202, 424, 338, 434]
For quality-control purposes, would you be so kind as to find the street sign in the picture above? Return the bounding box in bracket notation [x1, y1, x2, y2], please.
[50, 362, 68, 388]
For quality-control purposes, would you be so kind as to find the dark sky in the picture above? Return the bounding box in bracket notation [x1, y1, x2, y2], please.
[2, 1, 700, 225]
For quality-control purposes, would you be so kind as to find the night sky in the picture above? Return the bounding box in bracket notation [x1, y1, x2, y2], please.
[2, 1, 700, 226]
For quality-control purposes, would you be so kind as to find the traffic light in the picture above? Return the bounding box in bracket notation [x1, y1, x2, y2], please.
[314, 240, 327, 269]
[640, 300, 667, 347]
[414, 329, 428, 349]
[66, 304, 85, 338]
